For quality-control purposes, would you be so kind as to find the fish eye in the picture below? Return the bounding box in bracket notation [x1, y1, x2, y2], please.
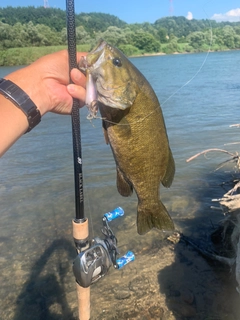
[112, 57, 122, 67]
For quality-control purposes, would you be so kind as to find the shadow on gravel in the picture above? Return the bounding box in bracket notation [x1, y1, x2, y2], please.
[13, 239, 77, 320]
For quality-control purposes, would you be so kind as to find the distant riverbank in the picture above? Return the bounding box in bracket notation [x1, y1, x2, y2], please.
[130, 47, 237, 58]
[0, 44, 236, 66]
[0, 44, 90, 66]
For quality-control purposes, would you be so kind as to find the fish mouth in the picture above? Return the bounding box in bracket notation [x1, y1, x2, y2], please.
[90, 40, 107, 58]
[79, 40, 107, 73]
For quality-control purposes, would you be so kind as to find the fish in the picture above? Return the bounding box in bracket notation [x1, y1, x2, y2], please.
[79, 40, 175, 235]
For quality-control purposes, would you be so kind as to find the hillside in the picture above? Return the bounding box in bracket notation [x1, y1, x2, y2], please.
[0, 6, 240, 65]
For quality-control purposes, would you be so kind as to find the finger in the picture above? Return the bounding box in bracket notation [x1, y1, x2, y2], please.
[70, 68, 86, 87]
[67, 84, 86, 107]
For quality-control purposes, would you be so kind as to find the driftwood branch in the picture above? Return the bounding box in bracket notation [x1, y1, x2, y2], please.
[224, 142, 240, 146]
[186, 148, 237, 163]
[230, 124, 240, 128]
[186, 138, 240, 293]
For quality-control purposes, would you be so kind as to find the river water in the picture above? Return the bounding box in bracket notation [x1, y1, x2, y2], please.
[0, 50, 240, 319]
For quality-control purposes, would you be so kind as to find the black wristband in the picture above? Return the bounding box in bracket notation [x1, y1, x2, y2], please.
[0, 78, 41, 133]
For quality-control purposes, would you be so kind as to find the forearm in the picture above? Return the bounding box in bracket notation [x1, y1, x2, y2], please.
[0, 67, 45, 157]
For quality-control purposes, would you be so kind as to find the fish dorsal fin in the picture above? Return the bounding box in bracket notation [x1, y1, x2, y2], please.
[162, 150, 175, 188]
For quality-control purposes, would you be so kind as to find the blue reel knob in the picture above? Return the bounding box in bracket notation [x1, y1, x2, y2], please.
[104, 207, 124, 221]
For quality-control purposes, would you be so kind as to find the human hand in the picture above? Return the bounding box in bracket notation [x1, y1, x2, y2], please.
[6, 50, 87, 116]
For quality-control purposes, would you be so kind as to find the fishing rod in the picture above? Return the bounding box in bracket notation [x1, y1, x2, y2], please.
[66, 1, 90, 319]
[66, 0, 84, 222]
[66, 2, 135, 319]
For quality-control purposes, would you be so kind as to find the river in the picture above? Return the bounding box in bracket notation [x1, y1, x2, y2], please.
[0, 50, 240, 319]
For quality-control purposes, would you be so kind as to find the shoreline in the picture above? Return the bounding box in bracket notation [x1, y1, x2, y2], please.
[0, 47, 238, 67]
[130, 48, 238, 58]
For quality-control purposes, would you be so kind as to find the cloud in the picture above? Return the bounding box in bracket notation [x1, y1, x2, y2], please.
[186, 11, 193, 20]
[211, 8, 240, 22]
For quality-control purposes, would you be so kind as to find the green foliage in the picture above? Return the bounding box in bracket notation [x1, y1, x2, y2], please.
[187, 31, 207, 49]
[118, 44, 141, 56]
[155, 16, 215, 38]
[0, 6, 240, 66]
[162, 38, 179, 54]
[131, 30, 161, 52]
[76, 12, 127, 34]
[0, 45, 90, 66]
[96, 26, 128, 47]
[0, 6, 66, 31]
[157, 27, 168, 43]
[0, 20, 61, 48]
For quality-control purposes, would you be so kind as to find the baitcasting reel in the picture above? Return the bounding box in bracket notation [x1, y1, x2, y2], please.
[72, 207, 135, 288]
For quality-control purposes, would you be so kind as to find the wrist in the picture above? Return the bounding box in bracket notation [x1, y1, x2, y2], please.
[5, 66, 49, 116]
[0, 78, 41, 133]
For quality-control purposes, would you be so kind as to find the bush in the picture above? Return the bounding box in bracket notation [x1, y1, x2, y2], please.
[118, 44, 141, 56]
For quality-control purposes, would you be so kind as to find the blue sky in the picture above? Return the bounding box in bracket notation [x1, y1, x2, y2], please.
[1, 0, 240, 24]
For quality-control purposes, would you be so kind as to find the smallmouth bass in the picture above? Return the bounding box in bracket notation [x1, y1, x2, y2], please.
[79, 40, 175, 235]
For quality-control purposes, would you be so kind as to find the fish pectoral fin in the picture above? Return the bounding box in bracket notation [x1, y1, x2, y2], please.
[137, 200, 174, 235]
[162, 150, 175, 188]
[102, 120, 109, 144]
[116, 167, 133, 197]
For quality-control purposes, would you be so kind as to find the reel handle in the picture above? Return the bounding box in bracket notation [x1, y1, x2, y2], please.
[116, 251, 135, 269]
[104, 207, 124, 221]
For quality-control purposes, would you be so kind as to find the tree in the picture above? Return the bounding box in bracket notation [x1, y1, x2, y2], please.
[163, 38, 179, 54]
[187, 31, 206, 49]
[234, 34, 240, 48]
[157, 27, 168, 43]
[0, 22, 11, 48]
[234, 26, 240, 36]
[23, 21, 61, 46]
[9, 22, 28, 47]
[96, 26, 127, 47]
[118, 44, 140, 56]
[0, 21, 28, 48]
[221, 26, 235, 48]
[131, 30, 161, 52]
[76, 12, 127, 34]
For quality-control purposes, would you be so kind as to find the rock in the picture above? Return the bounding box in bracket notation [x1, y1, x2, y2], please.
[129, 276, 150, 298]
[170, 300, 197, 318]
[148, 305, 164, 319]
[180, 288, 195, 304]
[113, 286, 131, 300]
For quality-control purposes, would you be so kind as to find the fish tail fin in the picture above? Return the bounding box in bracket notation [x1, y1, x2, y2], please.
[137, 200, 174, 235]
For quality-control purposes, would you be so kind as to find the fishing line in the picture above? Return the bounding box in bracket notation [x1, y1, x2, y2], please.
[162, 6, 213, 107]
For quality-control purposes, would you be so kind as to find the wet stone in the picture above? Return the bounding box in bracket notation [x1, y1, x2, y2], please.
[170, 300, 197, 318]
[96, 310, 118, 320]
[180, 288, 195, 305]
[113, 286, 131, 300]
[168, 288, 181, 298]
[129, 276, 150, 297]
[148, 305, 164, 319]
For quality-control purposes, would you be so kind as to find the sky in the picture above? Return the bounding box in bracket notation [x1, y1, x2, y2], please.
[1, 0, 240, 24]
